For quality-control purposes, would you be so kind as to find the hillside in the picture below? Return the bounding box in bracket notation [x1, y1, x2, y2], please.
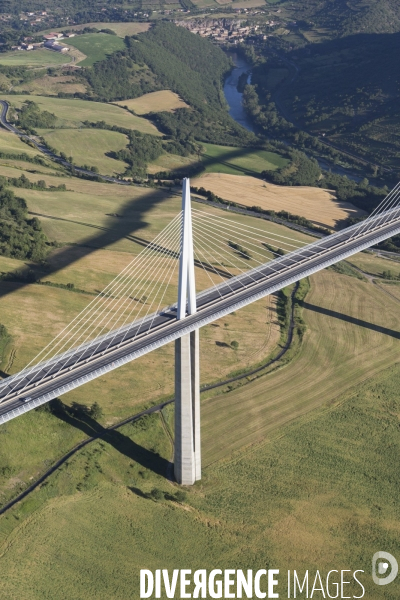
[80, 22, 255, 146]
[82, 22, 230, 109]
[279, 31, 400, 169]
[288, 0, 400, 37]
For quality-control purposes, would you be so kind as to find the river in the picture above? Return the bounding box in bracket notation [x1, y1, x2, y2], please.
[223, 53, 254, 133]
[223, 53, 362, 182]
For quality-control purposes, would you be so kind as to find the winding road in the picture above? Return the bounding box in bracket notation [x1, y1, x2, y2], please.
[0, 100, 131, 186]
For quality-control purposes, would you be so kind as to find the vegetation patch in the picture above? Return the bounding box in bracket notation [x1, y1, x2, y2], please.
[0, 134, 49, 170]
[0, 181, 47, 261]
[81, 23, 255, 147]
[52, 22, 151, 38]
[17, 100, 57, 133]
[329, 260, 367, 281]
[0, 323, 11, 368]
[2, 357, 400, 597]
[348, 252, 400, 277]
[279, 31, 400, 171]
[65, 33, 125, 67]
[201, 143, 287, 176]
[14, 74, 87, 97]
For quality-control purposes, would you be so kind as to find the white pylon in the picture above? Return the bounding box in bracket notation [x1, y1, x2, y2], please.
[177, 177, 196, 319]
[174, 178, 201, 485]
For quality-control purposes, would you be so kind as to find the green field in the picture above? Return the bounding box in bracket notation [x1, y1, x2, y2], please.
[39, 129, 129, 175]
[48, 22, 151, 38]
[148, 151, 197, 174]
[13, 73, 87, 97]
[0, 129, 41, 157]
[1, 343, 400, 597]
[348, 251, 400, 277]
[0, 157, 400, 595]
[65, 33, 126, 66]
[202, 267, 400, 463]
[0, 49, 71, 67]
[202, 143, 289, 175]
[149, 143, 289, 178]
[0, 95, 161, 135]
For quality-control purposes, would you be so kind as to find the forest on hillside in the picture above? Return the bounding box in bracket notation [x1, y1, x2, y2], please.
[0, 180, 47, 260]
[286, 0, 400, 37]
[278, 31, 400, 169]
[81, 23, 255, 147]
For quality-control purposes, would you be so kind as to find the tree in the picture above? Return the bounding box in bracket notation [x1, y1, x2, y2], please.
[90, 402, 103, 419]
[231, 340, 239, 350]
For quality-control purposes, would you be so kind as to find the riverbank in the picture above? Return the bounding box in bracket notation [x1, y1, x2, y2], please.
[223, 53, 254, 133]
[222, 52, 363, 182]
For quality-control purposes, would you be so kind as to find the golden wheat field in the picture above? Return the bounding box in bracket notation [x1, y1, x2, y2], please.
[194, 173, 366, 228]
[114, 90, 189, 115]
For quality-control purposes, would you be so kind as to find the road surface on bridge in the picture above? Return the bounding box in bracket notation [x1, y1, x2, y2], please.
[1, 207, 399, 424]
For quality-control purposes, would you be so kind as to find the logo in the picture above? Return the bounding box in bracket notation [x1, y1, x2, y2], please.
[372, 552, 398, 586]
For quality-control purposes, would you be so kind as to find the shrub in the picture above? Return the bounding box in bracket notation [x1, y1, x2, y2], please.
[150, 488, 164, 501]
[175, 490, 187, 503]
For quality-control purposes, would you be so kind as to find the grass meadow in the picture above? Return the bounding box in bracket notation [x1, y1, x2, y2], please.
[0, 95, 161, 134]
[202, 143, 288, 176]
[0, 49, 71, 67]
[0, 353, 400, 597]
[149, 142, 289, 179]
[348, 251, 400, 277]
[39, 128, 129, 175]
[201, 267, 400, 463]
[13, 74, 87, 96]
[0, 129, 41, 157]
[48, 22, 151, 38]
[149, 151, 205, 175]
[65, 33, 126, 66]
[192, 0, 219, 7]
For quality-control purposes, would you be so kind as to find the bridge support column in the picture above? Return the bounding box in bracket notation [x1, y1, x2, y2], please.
[174, 178, 201, 485]
[174, 329, 200, 485]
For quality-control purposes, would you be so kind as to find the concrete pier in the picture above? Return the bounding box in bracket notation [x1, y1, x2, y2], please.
[174, 329, 200, 485]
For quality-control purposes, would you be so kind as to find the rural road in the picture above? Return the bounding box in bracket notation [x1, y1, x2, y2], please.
[0, 100, 132, 186]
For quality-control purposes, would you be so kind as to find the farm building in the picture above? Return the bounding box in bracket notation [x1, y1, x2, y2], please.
[44, 41, 69, 52]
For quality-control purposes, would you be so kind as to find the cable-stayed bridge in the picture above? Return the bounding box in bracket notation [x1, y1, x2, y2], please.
[1, 178, 400, 484]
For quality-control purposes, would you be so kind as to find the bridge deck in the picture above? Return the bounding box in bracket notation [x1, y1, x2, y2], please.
[1, 211, 400, 424]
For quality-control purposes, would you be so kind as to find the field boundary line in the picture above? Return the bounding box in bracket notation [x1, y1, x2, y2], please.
[0, 282, 302, 514]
